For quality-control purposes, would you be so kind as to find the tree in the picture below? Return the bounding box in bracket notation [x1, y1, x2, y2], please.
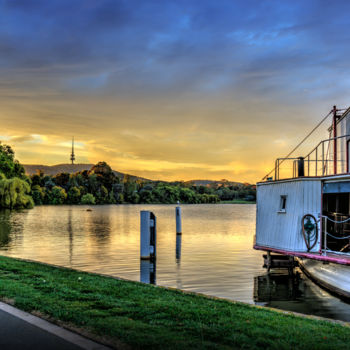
[0, 177, 34, 209]
[89, 162, 117, 190]
[0, 144, 34, 209]
[67, 186, 81, 204]
[49, 186, 67, 205]
[31, 185, 45, 205]
[54, 173, 70, 188]
[0, 143, 25, 179]
[81, 193, 96, 205]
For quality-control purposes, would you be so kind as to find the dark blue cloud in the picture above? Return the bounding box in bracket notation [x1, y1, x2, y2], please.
[0, 0, 350, 106]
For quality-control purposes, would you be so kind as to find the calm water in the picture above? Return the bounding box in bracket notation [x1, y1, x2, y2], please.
[1, 204, 350, 321]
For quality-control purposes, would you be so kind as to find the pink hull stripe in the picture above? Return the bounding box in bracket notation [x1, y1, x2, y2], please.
[254, 245, 350, 266]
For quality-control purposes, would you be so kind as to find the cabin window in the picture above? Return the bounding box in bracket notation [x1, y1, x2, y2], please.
[278, 195, 287, 213]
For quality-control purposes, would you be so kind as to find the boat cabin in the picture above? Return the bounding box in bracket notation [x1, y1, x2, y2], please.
[255, 106, 350, 265]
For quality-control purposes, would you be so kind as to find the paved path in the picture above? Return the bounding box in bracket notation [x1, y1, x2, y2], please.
[0, 302, 110, 350]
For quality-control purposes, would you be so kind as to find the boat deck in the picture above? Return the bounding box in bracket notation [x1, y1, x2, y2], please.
[254, 245, 350, 265]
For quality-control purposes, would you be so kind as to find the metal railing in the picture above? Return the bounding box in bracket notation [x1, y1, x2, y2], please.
[274, 134, 350, 180]
[322, 215, 350, 256]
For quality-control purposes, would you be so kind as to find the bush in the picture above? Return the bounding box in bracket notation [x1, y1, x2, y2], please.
[81, 193, 96, 205]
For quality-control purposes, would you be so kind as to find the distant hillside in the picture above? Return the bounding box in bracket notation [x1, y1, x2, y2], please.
[185, 179, 246, 187]
[23, 164, 250, 186]
[23, 164, 148, 182]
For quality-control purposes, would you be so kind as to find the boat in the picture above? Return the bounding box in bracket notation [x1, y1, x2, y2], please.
[254, 105, 350, 299]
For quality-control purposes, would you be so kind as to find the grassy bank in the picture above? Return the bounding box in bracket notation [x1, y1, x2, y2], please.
[0, 256, 348, 349]
[220, 199, 255, 204]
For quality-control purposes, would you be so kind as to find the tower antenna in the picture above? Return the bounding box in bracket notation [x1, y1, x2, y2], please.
[70, 137, 75, 165]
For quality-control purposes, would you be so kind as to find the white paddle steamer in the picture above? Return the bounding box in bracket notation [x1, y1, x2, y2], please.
[255, 106, 350, 298]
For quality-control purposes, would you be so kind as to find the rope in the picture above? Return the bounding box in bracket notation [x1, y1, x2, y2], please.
[262, 110, 333, 180]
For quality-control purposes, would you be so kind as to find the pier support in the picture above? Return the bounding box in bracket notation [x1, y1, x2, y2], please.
[263, 253, 296, 274]
[140, 211, 156, 260]
[176, 205, 182, 234]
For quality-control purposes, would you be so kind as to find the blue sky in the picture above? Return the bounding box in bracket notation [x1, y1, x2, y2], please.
[0, 0, 349, 181]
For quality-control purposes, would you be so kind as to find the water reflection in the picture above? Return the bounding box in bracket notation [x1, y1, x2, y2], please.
[254, 271, 302, 304]
[0, 210, 12, 247]
[140, 260, 156, 284]
[2, 204, 350, 322]
[176, 234, 181, 263]
[254, 270, 350, 321]
[67, 208, 74, 265]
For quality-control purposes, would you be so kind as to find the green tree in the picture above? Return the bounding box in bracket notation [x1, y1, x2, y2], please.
[0, 177, 34, 209]
[31, 185, 45, 205]
[89, 162, 117, 190]
[81, 193, 96, 205]
[54, 173, 70, 188]
[0, 143, 25, 179]
[67, 186, 81, 204]
[49, 186, 67, 205]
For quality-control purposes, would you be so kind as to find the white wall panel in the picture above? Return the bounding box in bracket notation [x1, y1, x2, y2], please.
[256, 179, 322, 252]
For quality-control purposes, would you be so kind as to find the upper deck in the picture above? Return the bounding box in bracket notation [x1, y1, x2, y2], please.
[263, 106, 350, 182]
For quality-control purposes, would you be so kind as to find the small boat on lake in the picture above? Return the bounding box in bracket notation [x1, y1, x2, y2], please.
[255, 105, 350, 299]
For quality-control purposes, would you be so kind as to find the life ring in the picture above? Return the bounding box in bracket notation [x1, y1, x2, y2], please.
[301, 214, 318, 251]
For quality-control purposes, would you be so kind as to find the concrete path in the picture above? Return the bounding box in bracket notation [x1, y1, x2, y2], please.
[0, 302, 110, 350]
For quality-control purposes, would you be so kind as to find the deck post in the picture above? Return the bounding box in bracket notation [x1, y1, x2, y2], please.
[324, 216, 328, 256]
[322, 141, 324, 175]
[315, 148, 318, 176]
[333, 105, 337, 175]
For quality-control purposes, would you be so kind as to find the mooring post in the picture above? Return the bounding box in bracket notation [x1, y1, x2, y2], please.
[140, 211, 156, 260]
[176, 202, 182, 234]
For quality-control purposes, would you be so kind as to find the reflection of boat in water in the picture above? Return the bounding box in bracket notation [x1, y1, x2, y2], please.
[254, 271, 302, 304]
[254, 270, 350, 321]
[255, 106, 350, 299]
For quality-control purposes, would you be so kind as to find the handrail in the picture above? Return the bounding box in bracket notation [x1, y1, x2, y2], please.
[273, 134, 350, 180]
[321, 215, 350, 256]
[304, 134, 350, 159]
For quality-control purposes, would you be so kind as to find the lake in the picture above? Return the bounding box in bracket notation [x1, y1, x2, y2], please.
[1, 204, 350, 321]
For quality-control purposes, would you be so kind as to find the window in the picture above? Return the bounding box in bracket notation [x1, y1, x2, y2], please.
[279, 195, 287, 213]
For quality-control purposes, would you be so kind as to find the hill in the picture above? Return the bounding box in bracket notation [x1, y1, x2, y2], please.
[23, 164, 251, 186]
[184, 179, 245, 187]
[22, 164, 147, 182]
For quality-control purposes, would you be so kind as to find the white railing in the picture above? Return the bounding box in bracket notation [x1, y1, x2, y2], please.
[322, 215, 350, 256]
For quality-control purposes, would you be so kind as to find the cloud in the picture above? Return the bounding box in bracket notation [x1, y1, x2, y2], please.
[0, 0, 348, 182]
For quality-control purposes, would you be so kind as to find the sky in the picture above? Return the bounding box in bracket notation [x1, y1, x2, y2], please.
[0, 0, 350, 182]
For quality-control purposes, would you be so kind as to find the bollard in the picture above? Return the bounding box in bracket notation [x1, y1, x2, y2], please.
[140, 211, 156, 260]
[176, 205, 182, 234]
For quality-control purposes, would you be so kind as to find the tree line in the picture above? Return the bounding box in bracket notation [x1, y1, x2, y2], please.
[0, 143, 256, 208]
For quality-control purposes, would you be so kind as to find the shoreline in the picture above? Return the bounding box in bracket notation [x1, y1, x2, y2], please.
[0, 255, 349, 349]
[27, 201, 256, 207]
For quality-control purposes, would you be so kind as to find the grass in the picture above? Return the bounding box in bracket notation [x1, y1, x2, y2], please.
[0, 256, 349, 349]
[220, 200, 256, 204]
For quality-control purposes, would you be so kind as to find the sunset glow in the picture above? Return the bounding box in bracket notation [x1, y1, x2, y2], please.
[1, 1, 349, 182]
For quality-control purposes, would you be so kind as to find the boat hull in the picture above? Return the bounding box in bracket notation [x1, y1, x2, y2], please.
[298, 258, 350, 299]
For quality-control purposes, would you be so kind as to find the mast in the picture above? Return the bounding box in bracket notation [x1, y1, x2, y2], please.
[70, 137, 75, 165]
